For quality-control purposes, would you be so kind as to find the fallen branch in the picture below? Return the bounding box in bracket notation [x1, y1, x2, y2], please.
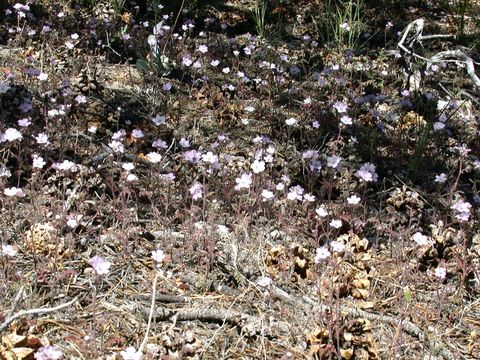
[140, 305, 252, 325]
[0, 297, 78, 333]
[397, 18, 479, 89]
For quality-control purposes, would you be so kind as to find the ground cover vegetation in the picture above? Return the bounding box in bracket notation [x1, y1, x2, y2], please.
[0, 0, 479, 358]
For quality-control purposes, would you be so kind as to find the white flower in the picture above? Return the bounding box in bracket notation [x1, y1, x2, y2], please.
[330, 241, 345, 253]
[34, 345, 63, 360]
[120, 346, 143, 360]
[34, 133, 49, 145]
[126, 173, 138, 182]
[122, 163, 135, 172]
[108, 140, 124, 153]
[66, 218, 78, 228]
[285, 117, 297, 126]
[146, 152, 162, 163]
[0, 166, 11, 178]
[37, 72, 48, 81]
[202, 151, 218, 164]
[434, 266, 446, 280]
[4, 187, 25, 197]
[234, 173, 253, 190]
[340, 115, 352, 125]
[412, 232, 432, 246]
[315, 205, 328, 217]
[261, 189, 274, 201]
[197, 44, 208, 53]
[52, 160, 77, 172]
[329, 219, 342, 229]
[1, 244, 17, 257]
[314, 247, 331, 263]
[347, 194, 361, 205]
[250, 159, 265, 174]
[256, 276, 272, 288]
[4, 128, 23, 142]
[151, 249, 166, 264]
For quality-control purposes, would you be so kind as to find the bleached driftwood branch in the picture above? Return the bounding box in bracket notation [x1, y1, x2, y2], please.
[397, 18, 480, 88]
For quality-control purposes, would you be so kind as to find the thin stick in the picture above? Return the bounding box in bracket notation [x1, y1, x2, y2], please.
[139, 271, 159, 352]
[0, 297, 78, 333]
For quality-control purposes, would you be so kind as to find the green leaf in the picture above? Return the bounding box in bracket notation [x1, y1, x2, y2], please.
[136, 58, 149, 71]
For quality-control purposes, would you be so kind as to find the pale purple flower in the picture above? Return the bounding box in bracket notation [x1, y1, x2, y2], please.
[34, 345, 63, 360]
[18, 118, 31, 127]
[326, 155, 342, 169]
[189, 182, 203, 200]
[235, 173, 253, 191]
[131, 129, 144, 138]
[179, 138, 190, 148]
[333, 101, 348, 113]
[75, 95, 87, 104]
[162, 82, 172, 91]
[112, 129, 126, 140]
[120, 346, 142, 360]
[152, 114, 166, 126]
[152, 139, 168, 149]
[355, 162, 378, 182]
[0, 82, 11, 94]
[222, 67, 230, 74]
[210, 59, 220, 67]
[182, 54, 193, 67]
[88, 256, 112, 275]
[450, 198, 472, 222]
[151, 249, 166, 264]
[310, 160, 322, 173]
[314, 247, 331, 263]
[182, 149, 200, 163]
[434, 173, 447, 183]
[302, 150, 319, 160]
